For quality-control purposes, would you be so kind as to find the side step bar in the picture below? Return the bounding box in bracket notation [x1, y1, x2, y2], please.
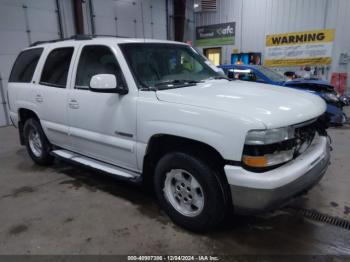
[52, 149, 141, 181]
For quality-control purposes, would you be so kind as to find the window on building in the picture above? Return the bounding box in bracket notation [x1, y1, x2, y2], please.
[204, 48, 221, 66]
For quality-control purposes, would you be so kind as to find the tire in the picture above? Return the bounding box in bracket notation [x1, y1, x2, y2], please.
[23, 118, 54, 166]
[154, 152, 227, 232]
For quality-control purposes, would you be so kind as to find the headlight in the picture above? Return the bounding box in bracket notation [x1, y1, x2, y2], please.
[322, 93, 339, 103]
[245, 126, 295, 145]
[243, 127, 296, 169]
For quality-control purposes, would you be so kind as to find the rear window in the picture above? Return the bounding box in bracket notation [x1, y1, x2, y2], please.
[9, 48, 43, 83]
[40, 47, 74, 88]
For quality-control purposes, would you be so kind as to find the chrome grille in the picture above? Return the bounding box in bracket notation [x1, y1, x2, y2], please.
[294, 122, 317, 156]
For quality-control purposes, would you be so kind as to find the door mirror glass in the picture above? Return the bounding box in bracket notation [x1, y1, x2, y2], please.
[89, 74, 120, 93]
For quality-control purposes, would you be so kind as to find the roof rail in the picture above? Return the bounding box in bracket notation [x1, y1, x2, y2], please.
[29, 34, 131, 47]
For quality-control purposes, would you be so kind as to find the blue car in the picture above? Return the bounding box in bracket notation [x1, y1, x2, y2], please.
[219, 64, 348, 126]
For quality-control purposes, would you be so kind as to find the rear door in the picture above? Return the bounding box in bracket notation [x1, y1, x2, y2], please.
[7, 47, 44, 123]
[33, 44, 78, 149]
[67, 44, 138, 171]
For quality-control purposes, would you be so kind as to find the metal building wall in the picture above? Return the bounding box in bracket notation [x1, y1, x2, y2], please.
[0, 0, 75, 127]
[167, 0, 194, 42]
[194, 0, 241, 64]
[194, 0, 350, 88]
[0, 0, 172, 127]
[87, 0, 168, 39]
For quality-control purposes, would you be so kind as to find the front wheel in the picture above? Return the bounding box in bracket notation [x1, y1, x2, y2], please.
[154, 152, 227, 232]
[23, 118, 54, 166]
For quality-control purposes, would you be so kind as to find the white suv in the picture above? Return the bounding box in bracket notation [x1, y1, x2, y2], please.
[7, 36, 330, 231]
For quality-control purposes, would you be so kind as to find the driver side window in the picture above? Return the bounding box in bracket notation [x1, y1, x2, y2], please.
[178, 51, 203, 73]
[75, 45, 125, 90]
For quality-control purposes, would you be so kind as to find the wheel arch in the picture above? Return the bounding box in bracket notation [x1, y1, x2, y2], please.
[144, 133, 233, 213]
[18, 108, 40, 145]
[142, 134, 230, 188]
[145, 134, 225, 165]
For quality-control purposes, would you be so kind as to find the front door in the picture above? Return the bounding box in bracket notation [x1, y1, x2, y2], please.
[67, 45, 137, 171]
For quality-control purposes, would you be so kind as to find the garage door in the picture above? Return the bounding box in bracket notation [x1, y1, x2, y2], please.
[90, 0, 167, 39]
[0, 0, 61, 126]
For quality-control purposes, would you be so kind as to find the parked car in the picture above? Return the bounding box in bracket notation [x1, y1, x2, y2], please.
[219, 64, 348, 126]
[8, 36, 330, 231]
[340, 95, 350, 106]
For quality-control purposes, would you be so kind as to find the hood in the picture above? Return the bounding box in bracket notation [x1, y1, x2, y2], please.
[155, 80, 326, 128]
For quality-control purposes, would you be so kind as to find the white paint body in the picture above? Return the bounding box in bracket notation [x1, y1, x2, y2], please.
[7, 38, 329, 207]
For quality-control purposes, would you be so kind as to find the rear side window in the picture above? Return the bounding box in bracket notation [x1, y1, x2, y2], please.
[9, 48, 43, 83]
[40, 47, 74, 88]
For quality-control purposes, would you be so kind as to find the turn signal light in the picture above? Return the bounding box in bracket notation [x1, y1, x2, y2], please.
[242, 155, 268, 168]
[242, 149, 295, 169]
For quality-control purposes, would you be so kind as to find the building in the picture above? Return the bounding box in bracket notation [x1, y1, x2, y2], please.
[0, 0, 173, 126]
[1, 0, 350, 126]
[193, 0, 350, 91]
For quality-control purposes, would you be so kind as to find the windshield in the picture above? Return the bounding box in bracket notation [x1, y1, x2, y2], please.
[252, 65, 286, 83]
[119, 43, 223, 89]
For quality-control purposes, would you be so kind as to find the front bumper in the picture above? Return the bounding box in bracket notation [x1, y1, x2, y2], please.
[224, 135, 330, 213]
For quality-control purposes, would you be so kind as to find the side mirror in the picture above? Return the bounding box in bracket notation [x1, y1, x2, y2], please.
[89, 74, 128, 94]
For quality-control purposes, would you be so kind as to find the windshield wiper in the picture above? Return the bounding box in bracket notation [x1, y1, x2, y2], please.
[153, 79, 201, 89]
[206, 76, 232, 81]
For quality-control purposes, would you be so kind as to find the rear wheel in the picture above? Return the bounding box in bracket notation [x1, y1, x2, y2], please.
[154, 152, 227, 232]
[23, 118, 54, 166]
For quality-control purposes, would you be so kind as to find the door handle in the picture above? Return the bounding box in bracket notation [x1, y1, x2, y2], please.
[68, 99, 79, 109]
[35, 94, 43, 103]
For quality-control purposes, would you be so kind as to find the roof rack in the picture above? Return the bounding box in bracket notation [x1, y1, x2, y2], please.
[30, 34, 131, 47]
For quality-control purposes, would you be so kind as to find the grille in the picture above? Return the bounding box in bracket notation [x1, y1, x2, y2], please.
[293, 122, 317, 156]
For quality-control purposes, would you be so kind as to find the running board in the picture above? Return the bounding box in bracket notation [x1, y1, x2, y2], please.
[52, 149, 141, 180]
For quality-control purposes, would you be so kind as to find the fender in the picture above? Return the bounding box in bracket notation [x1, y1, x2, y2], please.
[136, 93, 265, 170]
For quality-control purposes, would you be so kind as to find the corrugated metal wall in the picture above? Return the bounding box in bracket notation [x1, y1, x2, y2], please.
[167, 0, 195, 42]
[87, 0, 195, 42]
[194, 0, 350, 89]
[87, 0, 167, 39]
[0, 0, 75, 126]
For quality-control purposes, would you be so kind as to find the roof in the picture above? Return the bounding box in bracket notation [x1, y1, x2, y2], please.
[26, 35, 187, 49]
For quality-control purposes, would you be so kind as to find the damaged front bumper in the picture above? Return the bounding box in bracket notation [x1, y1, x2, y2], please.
[224, 135, 330, 213]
